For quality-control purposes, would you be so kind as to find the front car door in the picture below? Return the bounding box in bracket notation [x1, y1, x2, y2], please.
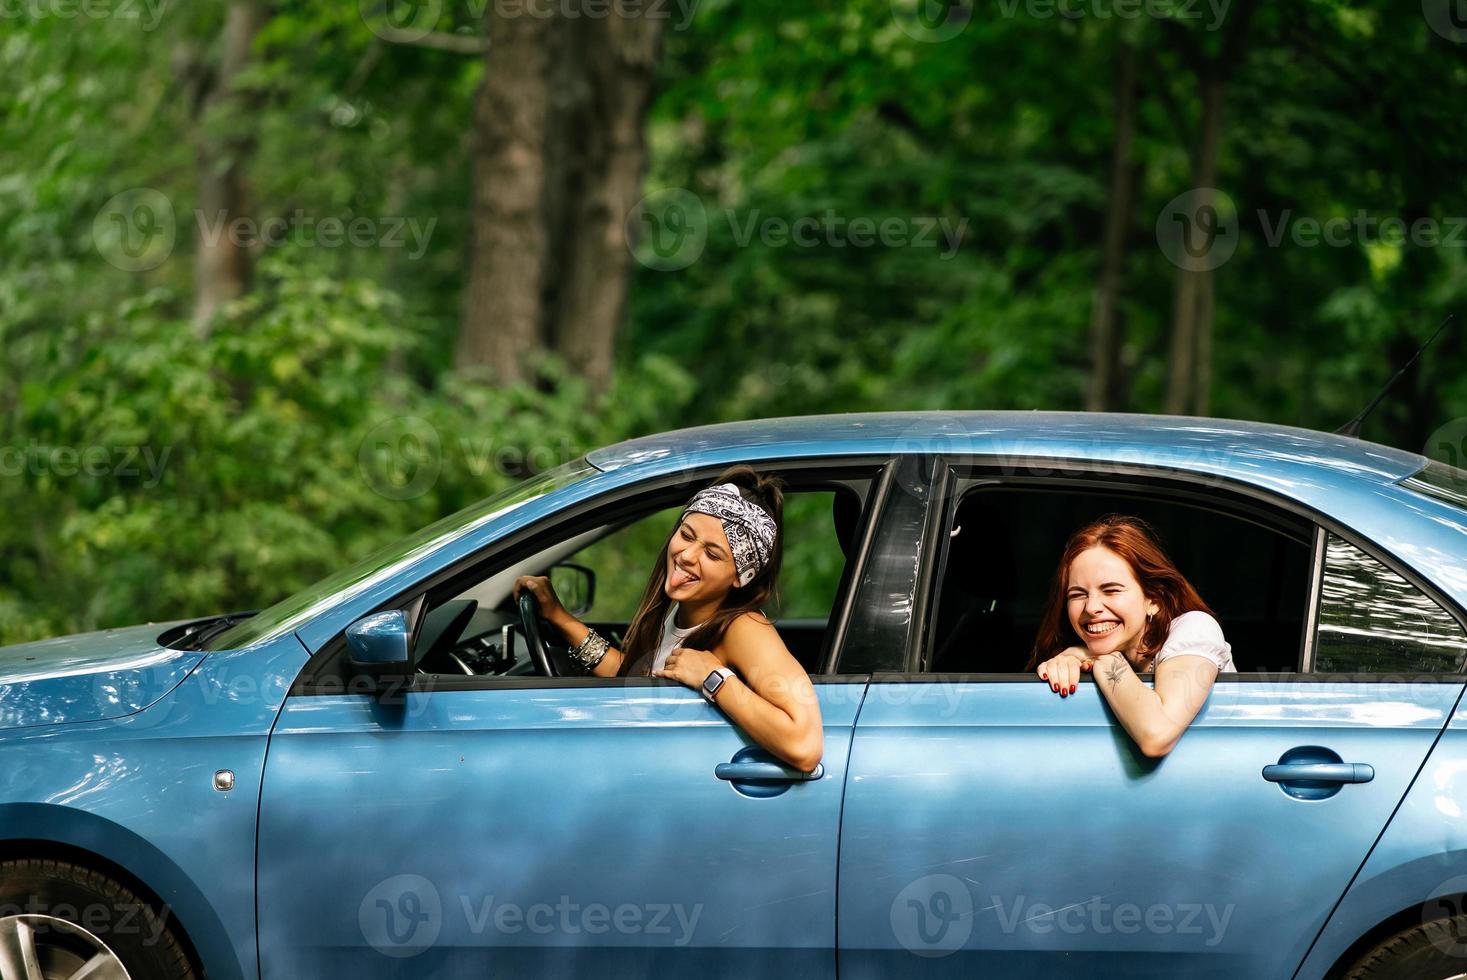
[253, 459, 896, 978]
[836, 459, 1467, 978]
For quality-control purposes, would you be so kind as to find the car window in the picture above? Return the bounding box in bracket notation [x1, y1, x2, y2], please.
[411, 484, 866, 678]
[924, 483, 1313, 673]
[1312, 534, 1467, 674]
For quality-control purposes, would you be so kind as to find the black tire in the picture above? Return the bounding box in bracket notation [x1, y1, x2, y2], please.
[0, 857, 195, 980]
[1341, 914, 1467, 980]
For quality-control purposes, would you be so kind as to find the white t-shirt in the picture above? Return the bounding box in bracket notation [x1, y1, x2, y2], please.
[651, 604, 701, 674]
[1153, 610, 1235, 673]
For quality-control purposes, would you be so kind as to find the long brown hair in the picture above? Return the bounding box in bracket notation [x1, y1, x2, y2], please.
[618, 465, 785, 676]
[1024, 515, 1214, 670]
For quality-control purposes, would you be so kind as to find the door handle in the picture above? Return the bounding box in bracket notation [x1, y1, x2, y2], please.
[1262, 762, 1374, 784]
[715, 761, 823, 782]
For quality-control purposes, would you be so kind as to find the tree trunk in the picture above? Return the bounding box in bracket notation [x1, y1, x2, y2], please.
[456, 10, 557, 384]
[1162, 0, 1257, 415]
[546, 14, 663, 391]
[193, 0, 268, 335]
[1086, 42, 1137, 413]
[1165, 69, 1222, 416]
[457, 11, 663, 388]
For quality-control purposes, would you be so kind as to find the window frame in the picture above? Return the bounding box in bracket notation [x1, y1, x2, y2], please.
[900, 456, 1467, 684]
[289, 456, 893, 695]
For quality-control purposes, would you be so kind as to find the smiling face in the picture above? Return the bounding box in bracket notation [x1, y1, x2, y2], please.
[1065, 545, 1159, 658]
[664, 512, 738, 604]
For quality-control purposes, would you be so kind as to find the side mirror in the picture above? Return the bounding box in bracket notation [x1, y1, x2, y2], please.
[550, 563, 596, 617]
[345, 609, 413, 677]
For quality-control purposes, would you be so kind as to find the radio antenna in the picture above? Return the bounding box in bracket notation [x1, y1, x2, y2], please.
[1336, 314, 1455, 439]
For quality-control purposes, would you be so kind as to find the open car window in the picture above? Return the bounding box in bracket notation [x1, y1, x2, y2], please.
[923, 479, 1314, 674]
[407, 480, 871, 681]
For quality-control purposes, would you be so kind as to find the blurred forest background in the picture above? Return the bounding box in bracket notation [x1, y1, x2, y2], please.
[3, 0, 1467, 642]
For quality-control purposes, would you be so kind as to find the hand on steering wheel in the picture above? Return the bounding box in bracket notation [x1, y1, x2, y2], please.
[512, 577, 559, 678]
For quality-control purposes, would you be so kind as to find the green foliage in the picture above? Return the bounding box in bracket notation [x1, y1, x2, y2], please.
[5, 0, 1467, 642]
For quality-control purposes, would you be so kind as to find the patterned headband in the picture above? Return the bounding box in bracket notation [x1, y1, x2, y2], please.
[681, 482, 778, 587]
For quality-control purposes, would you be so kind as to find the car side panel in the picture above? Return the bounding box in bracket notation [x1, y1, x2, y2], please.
[1293, 687, 1467, 980]
[0, 632, 309, 980]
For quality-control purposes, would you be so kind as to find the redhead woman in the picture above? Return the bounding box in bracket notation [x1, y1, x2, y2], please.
[1026, 515, 1234, 758]
[512, 466, 824, 773]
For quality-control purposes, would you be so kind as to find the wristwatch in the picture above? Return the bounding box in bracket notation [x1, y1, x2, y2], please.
[701, 666, 734, 703]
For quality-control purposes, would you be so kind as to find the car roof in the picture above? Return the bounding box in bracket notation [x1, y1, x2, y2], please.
[587, 411, 1428, 484]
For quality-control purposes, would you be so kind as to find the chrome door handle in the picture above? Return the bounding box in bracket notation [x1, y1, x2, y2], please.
[1262, 762, 1374, 784]
[715, 761, 823, 782]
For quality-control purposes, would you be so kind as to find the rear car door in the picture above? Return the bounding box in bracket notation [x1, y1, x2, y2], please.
[836, 462, 1467, 978]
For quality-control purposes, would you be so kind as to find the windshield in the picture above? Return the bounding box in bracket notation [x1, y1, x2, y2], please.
[203, 458, 598, 650]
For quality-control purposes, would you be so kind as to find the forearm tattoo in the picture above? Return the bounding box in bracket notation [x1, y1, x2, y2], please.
[1102, 655, 1129, 688]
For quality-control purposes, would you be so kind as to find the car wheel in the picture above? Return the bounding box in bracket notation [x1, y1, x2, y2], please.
[0, 858, 195, 980]
[1340, 914, 1467, 980]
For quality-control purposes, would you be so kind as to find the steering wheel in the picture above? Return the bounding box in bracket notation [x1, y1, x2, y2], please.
[518, 591, 557, 678]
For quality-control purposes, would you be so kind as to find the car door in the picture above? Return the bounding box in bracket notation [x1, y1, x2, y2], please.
[253, 464, 892, 979]
[836, 463, 1467, 979]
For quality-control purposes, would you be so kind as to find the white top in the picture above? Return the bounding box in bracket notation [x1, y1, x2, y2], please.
[651, 604, 701, 674]
[1153, 611, 1235, 673]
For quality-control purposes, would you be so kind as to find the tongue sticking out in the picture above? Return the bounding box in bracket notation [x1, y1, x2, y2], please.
[670, 567, 698, 590]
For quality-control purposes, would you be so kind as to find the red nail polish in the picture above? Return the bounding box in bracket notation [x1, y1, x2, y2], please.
[1070, 685, 1076, 694]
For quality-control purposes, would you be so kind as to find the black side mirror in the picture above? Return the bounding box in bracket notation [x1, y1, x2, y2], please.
[549, 563, 596, 617]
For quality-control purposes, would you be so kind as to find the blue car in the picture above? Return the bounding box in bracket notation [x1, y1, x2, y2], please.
[4, 411, 1467, 980]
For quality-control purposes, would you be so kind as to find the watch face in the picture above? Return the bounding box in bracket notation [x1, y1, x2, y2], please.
[704, 670, 726, 693]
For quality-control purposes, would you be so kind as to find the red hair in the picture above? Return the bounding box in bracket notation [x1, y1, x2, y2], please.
[1025, 515, 1214, 670]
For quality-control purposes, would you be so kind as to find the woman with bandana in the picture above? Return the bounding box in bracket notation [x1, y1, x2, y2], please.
[513, 466, 824, 773]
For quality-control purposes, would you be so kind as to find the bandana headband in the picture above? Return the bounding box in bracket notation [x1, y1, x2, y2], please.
[681, 482, 777, 587]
